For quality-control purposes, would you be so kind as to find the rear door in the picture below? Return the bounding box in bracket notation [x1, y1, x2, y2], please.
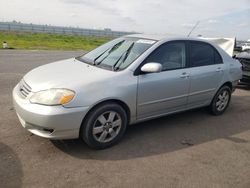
[187, 41, 225, 108]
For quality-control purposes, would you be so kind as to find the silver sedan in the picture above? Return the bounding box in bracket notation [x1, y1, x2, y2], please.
[13, 34, 242, 149]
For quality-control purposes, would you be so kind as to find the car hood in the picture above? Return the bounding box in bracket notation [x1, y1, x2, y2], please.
[236, 51, 250, 60]
[23, 58, 116, 92]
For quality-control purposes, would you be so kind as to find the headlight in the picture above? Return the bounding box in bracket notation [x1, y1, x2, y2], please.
[30, 89, 75, 105]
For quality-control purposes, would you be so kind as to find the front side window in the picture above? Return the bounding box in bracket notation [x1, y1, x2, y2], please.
[77, 37, 156, 71]
[190, 41, 222, 67]
[144, 42, 186, 71]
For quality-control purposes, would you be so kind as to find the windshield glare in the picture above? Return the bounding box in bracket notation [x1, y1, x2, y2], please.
[78, 37, 156, 71]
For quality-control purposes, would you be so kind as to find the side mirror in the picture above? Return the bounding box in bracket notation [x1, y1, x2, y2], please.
[141, 62, 162, 73]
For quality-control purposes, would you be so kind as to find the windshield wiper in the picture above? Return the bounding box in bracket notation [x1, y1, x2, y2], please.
[92, 48, 110, 65]
[95, 40, 125, 65]
[113, 42, 134, 71]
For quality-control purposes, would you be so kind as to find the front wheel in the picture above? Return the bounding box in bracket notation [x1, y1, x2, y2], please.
[80, 103, 128, 149]
[209, 85, 231, 115]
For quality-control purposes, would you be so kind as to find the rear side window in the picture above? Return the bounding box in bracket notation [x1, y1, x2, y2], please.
[214, 50, 223, 64]
[190, 41, 222, 67]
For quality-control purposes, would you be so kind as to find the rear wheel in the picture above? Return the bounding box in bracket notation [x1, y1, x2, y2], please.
[80, 103, 128, 149]
[209, 85, 231, 115]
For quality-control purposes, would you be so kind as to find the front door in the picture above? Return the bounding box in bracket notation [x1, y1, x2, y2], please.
[136, 41, 190, 120]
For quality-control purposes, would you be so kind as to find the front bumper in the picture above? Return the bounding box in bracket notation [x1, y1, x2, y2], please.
[13, 85, 89, 139]
[239, 73, 250, 85]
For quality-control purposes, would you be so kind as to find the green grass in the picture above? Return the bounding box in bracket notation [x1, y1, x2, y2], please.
[0, 31, 111, 50]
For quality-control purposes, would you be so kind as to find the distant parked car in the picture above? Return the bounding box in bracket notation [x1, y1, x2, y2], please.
[234, 46, 242, 52]
[13, 34, 242, 149]
[236, 51, 250, 85]
[242, 43, 250, 51]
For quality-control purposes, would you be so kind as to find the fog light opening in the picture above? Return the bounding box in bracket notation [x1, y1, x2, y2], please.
[43, 128, 54, 133]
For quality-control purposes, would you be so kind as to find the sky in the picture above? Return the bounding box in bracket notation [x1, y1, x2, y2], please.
[0, 0, 249, 40]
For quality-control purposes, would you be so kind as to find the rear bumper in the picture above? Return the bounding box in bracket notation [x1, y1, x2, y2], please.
[13, 85, 89, 139]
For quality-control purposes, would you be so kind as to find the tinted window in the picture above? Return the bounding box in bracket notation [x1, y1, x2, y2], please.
[190, 42, 222, 67]
[215, 50, 223, 64]
[144, 42, 186, 71]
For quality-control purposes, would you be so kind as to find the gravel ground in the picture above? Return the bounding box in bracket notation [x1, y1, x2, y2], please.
[0, 50, 250, 188]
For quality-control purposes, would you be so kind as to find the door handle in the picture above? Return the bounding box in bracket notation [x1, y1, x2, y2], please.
[216, 67, 223, 72]
[180, 72, 190, 78]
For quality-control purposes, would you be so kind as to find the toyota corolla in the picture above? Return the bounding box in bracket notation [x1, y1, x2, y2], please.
[13, 34, 242, 149]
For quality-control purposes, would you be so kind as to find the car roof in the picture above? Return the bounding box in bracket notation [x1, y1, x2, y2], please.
[125, 33, 212, 43]
[125, 34, 234, 59]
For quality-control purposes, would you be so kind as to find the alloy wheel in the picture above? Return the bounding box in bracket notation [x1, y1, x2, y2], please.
[216, 90, 229, 111]
[92, 111, 122, 143]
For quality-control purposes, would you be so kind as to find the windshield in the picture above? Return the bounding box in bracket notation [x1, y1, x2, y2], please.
[77, 37, 156, 71]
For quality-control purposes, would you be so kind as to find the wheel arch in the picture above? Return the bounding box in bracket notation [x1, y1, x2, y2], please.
[220, 81, 233, 91]
[209, 81, 232, 115]
[211, 81, 233, 105]
[80, 99, 131, 135]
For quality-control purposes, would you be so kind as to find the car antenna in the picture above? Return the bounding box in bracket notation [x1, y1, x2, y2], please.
[187, 21, 200, 37]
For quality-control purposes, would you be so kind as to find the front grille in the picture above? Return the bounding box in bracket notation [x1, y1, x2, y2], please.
[19, 79, 32, 98]
[238, 58, 250, 71]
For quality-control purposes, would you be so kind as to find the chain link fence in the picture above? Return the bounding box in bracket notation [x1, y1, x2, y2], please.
[0, 22, 137, 37]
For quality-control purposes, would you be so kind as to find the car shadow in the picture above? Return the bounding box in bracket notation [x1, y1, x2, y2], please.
[237, 84, 250, 90]
[52, 94, 250, 161]
[0, 143, 23, 187]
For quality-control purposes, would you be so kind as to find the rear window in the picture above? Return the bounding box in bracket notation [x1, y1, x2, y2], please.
[190, 41, 222, 67]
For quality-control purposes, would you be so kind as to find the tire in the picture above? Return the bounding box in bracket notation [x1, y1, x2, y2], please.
[80, 102, 128, 149]
[209, 85, 231, 115]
